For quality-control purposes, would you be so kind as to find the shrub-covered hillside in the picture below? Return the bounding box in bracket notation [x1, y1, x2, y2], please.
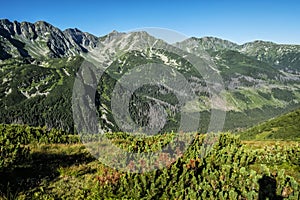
[239, 108, 300, 140]
[0, 124, 299, 199]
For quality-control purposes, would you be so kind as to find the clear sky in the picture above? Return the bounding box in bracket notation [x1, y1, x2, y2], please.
[1, 0, 299, 44]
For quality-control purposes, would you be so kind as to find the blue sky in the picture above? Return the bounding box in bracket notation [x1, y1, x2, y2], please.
[1, 0, 299, 44]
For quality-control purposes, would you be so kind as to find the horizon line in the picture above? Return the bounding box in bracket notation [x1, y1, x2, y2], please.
[0, 18, 299, 46]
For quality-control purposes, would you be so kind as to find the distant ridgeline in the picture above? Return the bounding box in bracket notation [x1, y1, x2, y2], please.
[1, 19, 300, 133]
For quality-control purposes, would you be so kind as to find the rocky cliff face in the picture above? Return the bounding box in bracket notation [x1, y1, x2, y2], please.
[0, 19, 99, 58]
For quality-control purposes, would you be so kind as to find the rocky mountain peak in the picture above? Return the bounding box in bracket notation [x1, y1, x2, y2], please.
[175, 36, 239, 53]
[1, 18, 300, 75]
[0, 19, 99, 58]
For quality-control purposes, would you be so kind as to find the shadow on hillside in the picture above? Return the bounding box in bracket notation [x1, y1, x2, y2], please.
[0, 151, 96, 198]
[258, 175, 283, 200]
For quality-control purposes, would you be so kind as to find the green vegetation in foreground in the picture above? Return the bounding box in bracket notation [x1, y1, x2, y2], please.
[239, 108, 300, 140]
[0, 124, 299, 199]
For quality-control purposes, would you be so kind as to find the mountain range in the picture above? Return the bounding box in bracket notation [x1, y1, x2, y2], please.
[1, 19, 300, 133]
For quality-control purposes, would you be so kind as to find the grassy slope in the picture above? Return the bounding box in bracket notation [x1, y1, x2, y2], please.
[239, 108, 300, 140]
